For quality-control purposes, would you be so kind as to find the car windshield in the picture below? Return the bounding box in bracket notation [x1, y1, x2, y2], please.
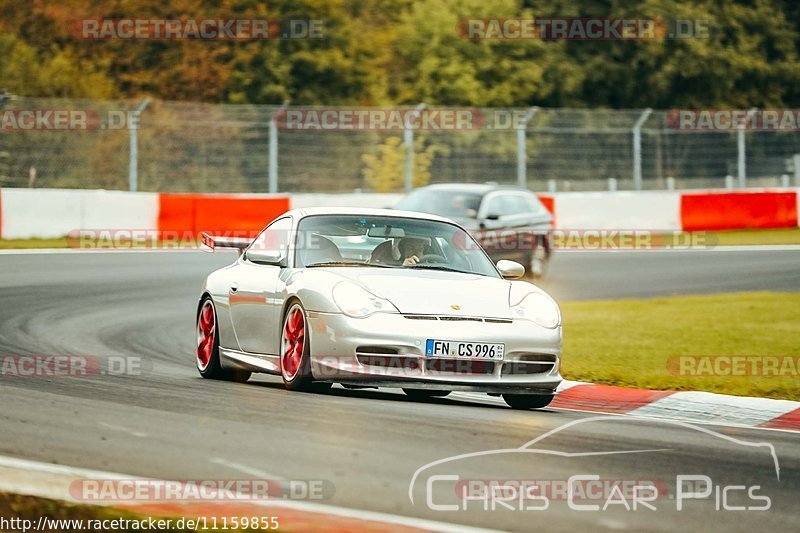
[295, 214, 499, 278]
[395, 189, 482, 219]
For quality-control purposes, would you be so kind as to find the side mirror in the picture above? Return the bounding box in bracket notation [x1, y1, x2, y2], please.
[479, 213, 501, 229]
[496, 259, 525, 279]
[245, 248, 285, 266]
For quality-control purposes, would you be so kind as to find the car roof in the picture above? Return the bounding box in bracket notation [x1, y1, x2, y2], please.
[291, 206, 455, 223]
[413, 183, 530, 194]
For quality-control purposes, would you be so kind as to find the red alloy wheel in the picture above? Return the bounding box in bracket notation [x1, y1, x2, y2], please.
[197, 300, 215, 371]
[281, 305, 306, 381]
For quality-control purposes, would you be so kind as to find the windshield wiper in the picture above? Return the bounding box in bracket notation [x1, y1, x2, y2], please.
[407, 264, 473, 274]
[306, 261, 390, 268]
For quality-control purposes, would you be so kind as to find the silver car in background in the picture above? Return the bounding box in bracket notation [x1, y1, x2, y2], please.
[395, 184, 554, 278]
[196, 207, 562, 410]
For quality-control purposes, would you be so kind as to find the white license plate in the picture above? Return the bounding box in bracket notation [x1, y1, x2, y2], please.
[425, 339, 505, 360]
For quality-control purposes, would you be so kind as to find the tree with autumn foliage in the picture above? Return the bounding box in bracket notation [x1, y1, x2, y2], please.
[0, 0, 798, 109]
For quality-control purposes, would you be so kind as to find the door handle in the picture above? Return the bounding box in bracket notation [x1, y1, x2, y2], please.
[230, 282, 239, 293]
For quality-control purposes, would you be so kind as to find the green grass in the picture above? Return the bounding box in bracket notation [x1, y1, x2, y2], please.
[703, 227, 800, 246]
[560, 292, 800, 400]
[0, 237, 69, 249]
[552, 227, 800, 249]
[0, 237, 201, 249]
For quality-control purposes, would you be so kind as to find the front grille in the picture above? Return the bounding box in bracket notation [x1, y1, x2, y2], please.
[404, 315, 511, 324]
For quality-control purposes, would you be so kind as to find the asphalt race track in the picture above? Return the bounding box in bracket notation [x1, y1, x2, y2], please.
[1, 249, 799, 532]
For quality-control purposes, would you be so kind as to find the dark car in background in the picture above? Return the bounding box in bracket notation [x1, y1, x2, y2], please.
[395, 184, 553, 278]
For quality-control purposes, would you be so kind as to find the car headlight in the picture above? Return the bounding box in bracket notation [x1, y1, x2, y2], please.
[509, 286, 561, 328]
[332, 282, 399, 318]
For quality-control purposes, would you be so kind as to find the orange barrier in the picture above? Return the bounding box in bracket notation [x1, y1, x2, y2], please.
[537, 194, 554, 215]
[680, 191, 798, 231]
[158, 194, 291, 237]
[537, 194, 555, 226]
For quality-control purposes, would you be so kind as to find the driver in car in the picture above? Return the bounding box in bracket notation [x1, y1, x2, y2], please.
[371, 236, 429, 266]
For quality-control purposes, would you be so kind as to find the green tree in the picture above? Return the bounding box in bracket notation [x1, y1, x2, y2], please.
[362, 136, 445, 192]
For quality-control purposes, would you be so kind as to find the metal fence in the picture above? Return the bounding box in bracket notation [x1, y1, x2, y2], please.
[1, 97, 799, 193]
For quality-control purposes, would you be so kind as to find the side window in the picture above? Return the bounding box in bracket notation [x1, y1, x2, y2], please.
[485, 194, 531, 217]
[248, 217, 292, 258]
[505, 195, 531, 215]
[484, 195, 512, 217]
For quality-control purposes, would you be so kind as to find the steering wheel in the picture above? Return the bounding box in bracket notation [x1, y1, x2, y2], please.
[419, 253, 446, 263]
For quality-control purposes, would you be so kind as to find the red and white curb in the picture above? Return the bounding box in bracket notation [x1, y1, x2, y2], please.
[455, 381, 800, 432]
[0, 455, 493, 533]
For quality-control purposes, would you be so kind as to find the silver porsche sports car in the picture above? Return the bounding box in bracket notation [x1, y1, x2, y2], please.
[196, 207, 562, 409]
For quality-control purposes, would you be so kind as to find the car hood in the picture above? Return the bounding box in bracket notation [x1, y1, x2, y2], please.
[328, 268, 512, 318]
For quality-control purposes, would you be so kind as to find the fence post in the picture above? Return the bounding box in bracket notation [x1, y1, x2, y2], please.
[632, 108, 652, 191]
[737, 108, 757, 188]
[516, 107, 539, 188]
[128, 98, 150, 192]
[794, 154, 800, 187]
[268, 121, 278, 193]
[269, 102, 288, 194]
[0, 91, 9, 185]
[404, 103, 426, 192]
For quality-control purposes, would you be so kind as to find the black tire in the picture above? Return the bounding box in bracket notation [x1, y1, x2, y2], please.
[280, 301, 318, 391]
[403, 388, 451, 399]
[196, 297, 251, 383]
[503, 393, 554, 410]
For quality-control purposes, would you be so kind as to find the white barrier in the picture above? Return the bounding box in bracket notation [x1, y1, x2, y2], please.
[552, 191, 682, 230]
[1, 189, 158, 239]
[290, 193, 402, 209]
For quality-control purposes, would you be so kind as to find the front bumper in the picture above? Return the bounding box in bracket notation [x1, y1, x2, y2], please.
[306, 311, 562, 393]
